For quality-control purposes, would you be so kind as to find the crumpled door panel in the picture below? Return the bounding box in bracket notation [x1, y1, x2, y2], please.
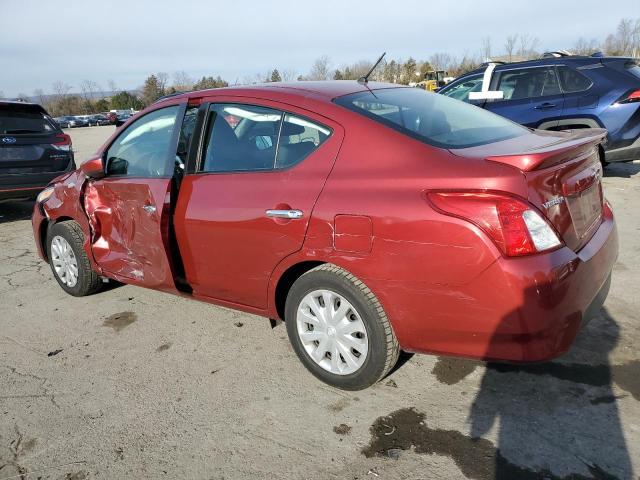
[84, 177, 175, 290]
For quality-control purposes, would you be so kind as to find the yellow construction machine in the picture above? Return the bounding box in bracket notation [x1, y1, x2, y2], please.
[417, 70, 448, 91]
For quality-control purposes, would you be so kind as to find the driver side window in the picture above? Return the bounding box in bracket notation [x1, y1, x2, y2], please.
[106, 106, 179, 177]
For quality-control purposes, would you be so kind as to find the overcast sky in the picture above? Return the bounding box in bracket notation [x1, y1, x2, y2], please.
[0, 0, 635, 97]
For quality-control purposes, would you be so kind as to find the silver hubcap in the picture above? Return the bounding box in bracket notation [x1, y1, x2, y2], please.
[296, 289, 369, 375]
[51, 235, 78, 287]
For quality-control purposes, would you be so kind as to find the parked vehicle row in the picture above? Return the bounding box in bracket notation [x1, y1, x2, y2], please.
[32, 81, 617, 390]
[438, 52, 640, 163]
[52, 112, 132, 129]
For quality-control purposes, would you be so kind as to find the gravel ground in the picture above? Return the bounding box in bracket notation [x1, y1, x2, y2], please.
[0, 126, 638, 480]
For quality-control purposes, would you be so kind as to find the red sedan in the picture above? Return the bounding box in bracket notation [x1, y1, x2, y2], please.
[31, 82, 618, 390]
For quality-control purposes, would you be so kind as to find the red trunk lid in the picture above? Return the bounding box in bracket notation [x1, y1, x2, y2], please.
[451, 129, 607, 252]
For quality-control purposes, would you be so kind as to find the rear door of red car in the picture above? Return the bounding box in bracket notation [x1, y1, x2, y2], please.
[174, 98, 344, 309]
[84, 103, 185, 290]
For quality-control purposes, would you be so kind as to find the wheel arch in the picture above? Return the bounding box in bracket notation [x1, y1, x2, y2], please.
[537, 117, 602, 131]
[39, 215, 75, 261]
[273, 260, 326, 321]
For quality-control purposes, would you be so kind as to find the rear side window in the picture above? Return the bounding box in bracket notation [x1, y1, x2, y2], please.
[276, 114, 331, 168]
[335, 87, 527, 149]
[497, 67, 561, 100]
[557, 66, 593, 93]
[200, 104, 331, 172]
[625, 60, 640, 79]
[0, 109, 55, 134]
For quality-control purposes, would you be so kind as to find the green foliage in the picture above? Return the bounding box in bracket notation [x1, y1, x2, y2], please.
[192, 76, 229, 90]
[94, 99, 110, 113]
[270, 69, 282, 82]
[111, 91, 143, 110]
[141, 74, 164, 106]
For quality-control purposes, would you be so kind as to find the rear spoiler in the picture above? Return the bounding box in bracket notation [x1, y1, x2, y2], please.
[485, 129, 607, 172]
[0, 101, 49, 116]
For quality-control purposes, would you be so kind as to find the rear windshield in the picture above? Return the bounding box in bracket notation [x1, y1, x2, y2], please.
[0, 109, 56, 134]
[334, 87, 527, 149]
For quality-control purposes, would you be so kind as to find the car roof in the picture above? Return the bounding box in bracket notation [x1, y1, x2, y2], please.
[460, 54, 636, 77]
[162, 81, 406, 105]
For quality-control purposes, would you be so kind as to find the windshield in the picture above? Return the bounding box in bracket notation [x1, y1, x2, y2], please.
[334, 87, 527, 149]
[0, 109, 55, 134]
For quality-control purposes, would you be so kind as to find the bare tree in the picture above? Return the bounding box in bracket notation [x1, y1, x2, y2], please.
[0, 90, 4, 99]
[481, 36, 492, 61]
[33, 88, 47, 105]
[602, 18, 639, 55]
[156, 72, 169, 94]
[449, 51, 483, 76]
[518, 33, 540, 59]
[429, 52, 453, 72]
[172, 70, 194, 90]
[504, 34, 518, 62]
[241, 72, 268, 85]
[107, 79, 117, 93]
[308, 55, 331, 81]
[574, 37, 601, 55]
[80, 80, 99, 113]
[280, 69, 298, 81]
[616, 18, 634, 55]
[633, 18, 640, 56]
[52, 81, 72, 99]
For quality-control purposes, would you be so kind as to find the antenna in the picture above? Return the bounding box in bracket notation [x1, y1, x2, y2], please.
[358, 52, 386, 84]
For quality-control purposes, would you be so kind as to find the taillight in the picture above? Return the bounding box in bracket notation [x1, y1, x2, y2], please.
[53, 133, 72, 151]
[427, 191, 563, 257]
[618, 89, 640, 104]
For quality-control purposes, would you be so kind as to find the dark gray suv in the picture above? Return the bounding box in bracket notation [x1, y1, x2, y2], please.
[0, 101, 74, 200]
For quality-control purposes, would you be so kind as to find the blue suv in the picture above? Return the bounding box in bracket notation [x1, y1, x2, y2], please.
[438, 53, 640, 163]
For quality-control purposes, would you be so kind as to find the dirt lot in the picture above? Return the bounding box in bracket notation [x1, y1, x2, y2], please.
[1, 126, 639, 480]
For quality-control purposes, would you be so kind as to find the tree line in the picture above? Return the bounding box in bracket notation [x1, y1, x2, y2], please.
[3, 17, 638, 116]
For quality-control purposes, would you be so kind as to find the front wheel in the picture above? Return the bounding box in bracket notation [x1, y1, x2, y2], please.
[285, 264, 399, 390]
[46, 220, 102, 297]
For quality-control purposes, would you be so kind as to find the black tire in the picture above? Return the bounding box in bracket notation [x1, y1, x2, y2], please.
[46, 220, 102, 297]
[285, 264, 400, 390]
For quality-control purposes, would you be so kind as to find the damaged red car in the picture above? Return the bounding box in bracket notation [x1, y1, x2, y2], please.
[32, 82, 618, 390]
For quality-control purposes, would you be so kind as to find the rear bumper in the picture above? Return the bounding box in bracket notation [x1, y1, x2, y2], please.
[0, 162, 74, 201]
[605, 135, 640, 162]
[383, 204, 618, 362]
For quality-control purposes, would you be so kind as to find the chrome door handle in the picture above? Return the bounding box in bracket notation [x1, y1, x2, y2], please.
[143, 204, 157, 214]
[265, 209, 303, 219]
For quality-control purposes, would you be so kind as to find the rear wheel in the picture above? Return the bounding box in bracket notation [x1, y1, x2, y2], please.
[285, 264, 399, 390]
[46, 221, 101, 296]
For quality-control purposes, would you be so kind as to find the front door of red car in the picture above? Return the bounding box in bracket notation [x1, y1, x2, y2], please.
[84, 104, 184, 291]
[174, 101, 344, 309]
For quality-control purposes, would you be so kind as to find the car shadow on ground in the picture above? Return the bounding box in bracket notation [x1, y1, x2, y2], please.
[604, 160, 640, 178]
[0, 200, 35, 225]
[367, 306, 636, 479]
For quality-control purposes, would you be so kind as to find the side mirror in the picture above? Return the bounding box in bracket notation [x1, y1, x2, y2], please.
[80, 156, 105, 179]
